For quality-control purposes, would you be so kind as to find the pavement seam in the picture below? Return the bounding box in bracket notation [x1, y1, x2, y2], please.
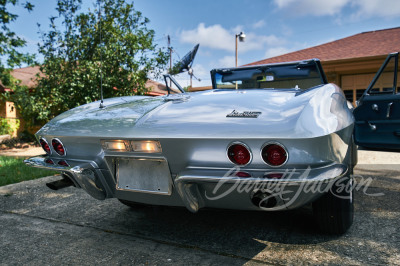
[1, 209, 276, 265]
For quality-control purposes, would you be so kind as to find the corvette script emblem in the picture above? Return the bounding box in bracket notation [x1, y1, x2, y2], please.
[226, 110, 262, 118]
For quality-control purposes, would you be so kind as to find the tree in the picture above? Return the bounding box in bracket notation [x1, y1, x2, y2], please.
[0, 0, 34, 97]
[11, 0, 168, 124]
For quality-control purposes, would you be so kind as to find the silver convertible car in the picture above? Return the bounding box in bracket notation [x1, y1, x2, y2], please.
[25, 59, 357, 234]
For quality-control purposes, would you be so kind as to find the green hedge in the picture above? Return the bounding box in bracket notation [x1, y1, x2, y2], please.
[0, 118, 20, 135]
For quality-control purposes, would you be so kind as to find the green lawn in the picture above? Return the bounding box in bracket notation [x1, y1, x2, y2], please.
[0, 156, 58, 186]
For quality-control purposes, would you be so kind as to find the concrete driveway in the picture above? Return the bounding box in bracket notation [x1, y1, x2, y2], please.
[0, 161, 399, 265]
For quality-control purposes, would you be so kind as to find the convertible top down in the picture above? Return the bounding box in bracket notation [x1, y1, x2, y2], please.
[25, 59, 357, 234]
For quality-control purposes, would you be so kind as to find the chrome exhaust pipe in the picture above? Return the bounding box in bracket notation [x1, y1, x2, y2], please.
[251, 191, 277, 208]
[46, 176, 74, 190]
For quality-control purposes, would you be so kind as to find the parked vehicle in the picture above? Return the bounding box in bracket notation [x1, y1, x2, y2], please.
[25, 59, 357, 234]
[354, 52, 400, 149]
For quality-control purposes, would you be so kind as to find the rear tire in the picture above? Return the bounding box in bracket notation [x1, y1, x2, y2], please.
[312, 176, 354, 234]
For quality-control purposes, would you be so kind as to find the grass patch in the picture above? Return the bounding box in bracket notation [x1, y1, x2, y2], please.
[0, 156, 58, 186]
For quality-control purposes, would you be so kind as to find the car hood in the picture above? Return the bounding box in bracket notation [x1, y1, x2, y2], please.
[38, 85, 351, 139]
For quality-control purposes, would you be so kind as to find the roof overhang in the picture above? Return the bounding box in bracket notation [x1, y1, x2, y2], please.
[321, 54, 390, 75]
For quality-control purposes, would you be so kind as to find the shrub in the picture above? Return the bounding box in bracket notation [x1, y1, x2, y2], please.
[0, 118, 20, 135]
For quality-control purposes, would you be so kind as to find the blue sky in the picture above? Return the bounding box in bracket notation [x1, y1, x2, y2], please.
[8, 0, 400, 87]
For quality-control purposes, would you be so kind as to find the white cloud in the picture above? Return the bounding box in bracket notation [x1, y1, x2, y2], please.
[274, 0, 348, 16]
[180, 23, 234, 51]
[217, 56, 237, 68]
[252, 20, 266, 29]
[351, 0, 400, 18]
[192, 63, 209, 78]
[179, 23, 284, 52]
[232, 25, 244, 34]
[240, 33, 283, 52]
[264, 47, 291, 58]
[274, 0, 400, 18]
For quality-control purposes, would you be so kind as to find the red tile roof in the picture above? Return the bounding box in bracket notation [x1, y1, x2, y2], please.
[247, 27, 400, 66]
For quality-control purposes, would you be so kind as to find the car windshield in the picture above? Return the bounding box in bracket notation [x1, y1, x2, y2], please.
[212, 60, 325, 90]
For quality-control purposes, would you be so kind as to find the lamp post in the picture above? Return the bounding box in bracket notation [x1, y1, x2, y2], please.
[235, 32, 245, 89]
[235, 31, 246, 67]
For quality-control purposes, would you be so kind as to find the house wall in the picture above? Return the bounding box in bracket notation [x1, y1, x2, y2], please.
[0, 101, 20, 137]
[0, 100, 5, 117]
[322, 55, 395, 106]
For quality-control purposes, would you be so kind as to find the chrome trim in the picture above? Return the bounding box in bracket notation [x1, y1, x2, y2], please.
[368, 122, 377, 131]
[24, 156, 108, 200]
[387, 102, 393, 118]
[52, 138, 67, 156]
[260, 141, 289, 168]
[175, 163, 348, 213]
[39, 138, 52, 155]
[226, 141, 253, 166]
[24, 156, 70, 171]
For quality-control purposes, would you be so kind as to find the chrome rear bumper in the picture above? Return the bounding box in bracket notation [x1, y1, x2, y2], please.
[25, 156, 348, 212]
[24, 156, 111, 200]
[175, 164, 348, 212]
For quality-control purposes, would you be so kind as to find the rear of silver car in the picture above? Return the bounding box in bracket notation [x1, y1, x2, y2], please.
[25, 123, 354, 213]
[25, 59, 357, 234]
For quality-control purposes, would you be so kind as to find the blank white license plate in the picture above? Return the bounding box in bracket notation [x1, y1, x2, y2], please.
[116, 158, 172, 195]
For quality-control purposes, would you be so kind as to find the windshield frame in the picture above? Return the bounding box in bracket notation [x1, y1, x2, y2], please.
[210, 59, 328, 91]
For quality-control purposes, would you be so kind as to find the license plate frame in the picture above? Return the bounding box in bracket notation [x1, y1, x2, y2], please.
[116, 158, 172, 195]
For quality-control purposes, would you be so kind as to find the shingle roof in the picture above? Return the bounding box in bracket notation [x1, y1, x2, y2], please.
[246, 27, 400, 66]
[11, 65, 42, 88]
[1, 65, 167, 96]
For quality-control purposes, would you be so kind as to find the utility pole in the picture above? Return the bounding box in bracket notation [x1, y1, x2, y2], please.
[168, 35, 172, 87]
[168, 35, 172, 72]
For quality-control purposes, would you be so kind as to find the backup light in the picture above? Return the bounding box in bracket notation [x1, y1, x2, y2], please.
[101, 140, 161, 153]
[130, 140, 162, 153]
[102, 140, 129, 152]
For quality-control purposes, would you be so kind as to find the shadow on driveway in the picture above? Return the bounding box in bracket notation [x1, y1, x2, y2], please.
[0, 164, 399, 265]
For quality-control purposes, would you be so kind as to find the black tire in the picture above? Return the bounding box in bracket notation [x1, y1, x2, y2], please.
[312, 176, 354, 234]
[118, 199, 148, 209]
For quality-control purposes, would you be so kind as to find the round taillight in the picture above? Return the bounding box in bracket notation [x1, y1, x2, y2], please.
[227, 143, 251, 166]
[39, 138, 51, 155]
[261, 143, 288, 167]
[52, 138, 66, 156]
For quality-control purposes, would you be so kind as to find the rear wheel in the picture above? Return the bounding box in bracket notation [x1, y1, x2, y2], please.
[312, 176, 354, 234]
